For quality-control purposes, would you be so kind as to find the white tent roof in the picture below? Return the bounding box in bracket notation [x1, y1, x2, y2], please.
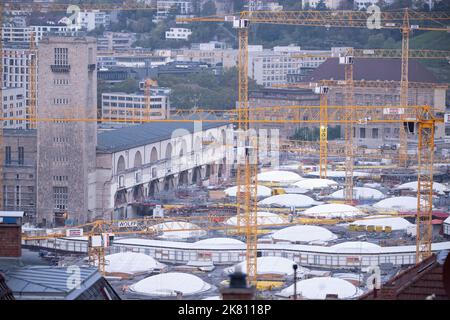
[444, 216, 450, 224]
[373, 196, 431, 211]
[226, 256, 309, 276]
[364, 182, 382, 189]
[225, 211, 286, 226]
[301, 204, 363, 218]
[153, 221, 207, 240]
[257, 170, 302, 183]
[129, 272, 211, 297]
[271, 225, 338, 243]
[192, 237, 244, 246]
[258, 194, 320, 208]
[331, 241, 381, 253]
[353, 217, 413, 231]
[328, 187, 385, 200]
[306, 171, 370, 178]
[278, 277, 363, 299]
[101, 252, 165, 275]
[224, 185, 272, 197]
[395, 181, 449, 195]
[292, 178, 338, 190]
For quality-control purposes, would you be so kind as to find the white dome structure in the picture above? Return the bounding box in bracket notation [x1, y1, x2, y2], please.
[328, 187, 385, 201]
[224, 185, 272, 197]
[278, 277, 363, 300]
[153, 221, 207, 240]
[257, 170, 302, 183]
[225, 211, 286, 226]
[101, 252, 165, 275]
[373, 196, 431, 211]
[192, 238, 244, 247]
[292, 178, 338, 191]
[301, 204, 363, 218]
[270, 225, 338, 244]
[395, 181, 449, 195]
[306, 171, 370, 178]
[258, 194, 320, 208]
[353, 217, 413, 231]
[331, 241, 381, 253]
[226, 256, 309, 277]
[129, 272, 212, 297]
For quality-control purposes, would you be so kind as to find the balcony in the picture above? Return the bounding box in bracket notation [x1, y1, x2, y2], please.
[51, 65, 70, 73]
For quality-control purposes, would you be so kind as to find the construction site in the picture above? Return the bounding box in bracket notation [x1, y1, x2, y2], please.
[0, 1, 450, 302]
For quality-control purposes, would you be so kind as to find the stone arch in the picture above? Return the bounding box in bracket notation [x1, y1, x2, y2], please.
[165, 143, 173, 160]
[148, 180, 159, 197]
[133, 151, 142, 168]
[221, 129, 227, 145]
[117, 155, 126, 174]
[150, 147, 158, 163]
[178, 138, 188, 157]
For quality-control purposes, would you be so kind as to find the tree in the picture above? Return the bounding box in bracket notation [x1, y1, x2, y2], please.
[201, 0, 217, 16]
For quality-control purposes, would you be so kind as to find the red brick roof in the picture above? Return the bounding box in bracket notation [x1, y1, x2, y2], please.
[360, 252, 450, 300]
[306, 58, 438, 83]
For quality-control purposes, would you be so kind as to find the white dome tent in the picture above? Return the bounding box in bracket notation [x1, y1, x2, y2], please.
[270, 225, 338, 244]
[301, 204, 364, 218]
[331, 241, 381, 253]
[225, 256, 309, 277]
[258, 194, 320, 208]
[306, 171, 370, 178]
[153, 221, 207, 240]
[129, 272, 212, 297]
[352, 217, 414, 231]
[224, 185, 272, 197]
[277, 277, 364, 300]
[291, 178, 338, 191]
[395, 181, 449, 195]
[100, 252, 165, 275]
[225, 212, 286, 226]
[257, 170, 302, 183]
[373, 196, 432, 211]
[192, 237, 244, 246]
[328, 187, 385, 201]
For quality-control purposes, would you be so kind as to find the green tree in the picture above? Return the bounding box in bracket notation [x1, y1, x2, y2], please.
[201, 0, 217, 16]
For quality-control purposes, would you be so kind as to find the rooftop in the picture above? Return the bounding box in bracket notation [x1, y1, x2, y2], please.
[306, 58, 438, 83]
[97, 120, 228, 153]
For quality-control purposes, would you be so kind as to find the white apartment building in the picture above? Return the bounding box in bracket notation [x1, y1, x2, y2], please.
[101, 91, 170, 124]
[76, 10, 110, 31]
[154, 0, 194, 22]
[354, 0, 379, 9]
[302, 0, 342, 9]
[246, 1, 283, 11]
[248, 46, 330, 87]
[2, 25, 79, 45]
[2, 47, 33, 108]
[97, 32, 136, 52]
[2, 87, 27, 129]
[165, 28, 192, 40]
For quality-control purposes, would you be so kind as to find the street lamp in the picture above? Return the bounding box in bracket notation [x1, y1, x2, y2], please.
[293, 264, 298, 300]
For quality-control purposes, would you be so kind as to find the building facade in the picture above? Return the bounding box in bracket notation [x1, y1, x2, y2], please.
[2, 46, 33, 110]
[2, 87, 27, 129]
[95, 121, 233, 220]
[306, 58, 447, 148]
[76, 10, 110, 31]
[97, 32, 136, 52]
[101, 91, 170, 123]
[165, 28, 192, 40]
[36, 36, 97, 226]
[2, 130, 37, 218]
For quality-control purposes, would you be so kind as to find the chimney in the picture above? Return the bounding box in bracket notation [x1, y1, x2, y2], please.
[220, 265, 256, 300]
